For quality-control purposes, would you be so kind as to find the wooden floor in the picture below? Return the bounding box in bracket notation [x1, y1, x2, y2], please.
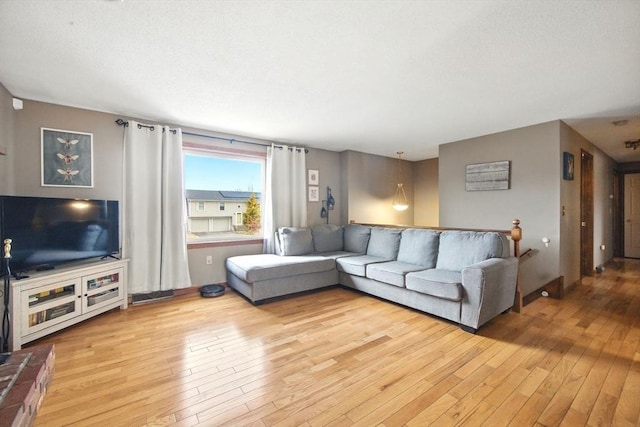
[31, 259, 640, 426]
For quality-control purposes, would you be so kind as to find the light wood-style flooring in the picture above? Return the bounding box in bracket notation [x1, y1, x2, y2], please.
[31, 258, 640, 426]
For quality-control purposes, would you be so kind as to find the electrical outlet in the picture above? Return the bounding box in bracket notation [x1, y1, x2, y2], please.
[600, 244, 606, 251]
[206, 255, 213, 265]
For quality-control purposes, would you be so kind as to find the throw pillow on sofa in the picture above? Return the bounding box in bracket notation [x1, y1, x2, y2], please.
[397, 229, 440, 267]
[311, 225, 344, 253]
[278, 227, 314, 256]
[344, 224, 371, 253]
[366, 228, 402, 259]
[436, 231, 508, 271]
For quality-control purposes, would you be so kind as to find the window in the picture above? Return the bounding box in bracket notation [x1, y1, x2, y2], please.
[183, 147, 264, 243]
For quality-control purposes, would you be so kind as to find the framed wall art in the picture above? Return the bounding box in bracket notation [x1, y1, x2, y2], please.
[308, 186, 319, 202]
[563, 152, 574, 180]
[308, 169, 319, 186]
[41, 127, 94, 187]
[465, 160, 511, 191]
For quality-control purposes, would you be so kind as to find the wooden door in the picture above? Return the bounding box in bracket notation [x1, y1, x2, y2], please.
[581, 150, 594, 276]
[624, 173, 640, 258]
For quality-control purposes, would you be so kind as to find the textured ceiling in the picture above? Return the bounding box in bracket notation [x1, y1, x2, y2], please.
[0, 0, 639, 162]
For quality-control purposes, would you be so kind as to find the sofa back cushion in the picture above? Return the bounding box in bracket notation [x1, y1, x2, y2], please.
[366, 228, 402, 259]
[436, 231, 509, 271]
[344, 224, 371, 253]
[311, 225, 344, 253]
[397, 229, 440, 267]
[277, 227, 314, 256]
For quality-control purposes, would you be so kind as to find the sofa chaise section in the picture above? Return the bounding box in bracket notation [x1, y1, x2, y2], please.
[225, 225, 360, 303]
[226, 254, 337, 304]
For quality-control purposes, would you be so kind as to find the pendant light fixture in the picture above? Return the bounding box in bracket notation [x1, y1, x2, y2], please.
[392, 151, 409, 211]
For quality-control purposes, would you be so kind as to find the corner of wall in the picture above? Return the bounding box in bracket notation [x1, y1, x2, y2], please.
[0, 82, 16, 194]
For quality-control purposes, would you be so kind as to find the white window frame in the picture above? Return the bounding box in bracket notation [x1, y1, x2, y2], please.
[183, 143, 265, 245]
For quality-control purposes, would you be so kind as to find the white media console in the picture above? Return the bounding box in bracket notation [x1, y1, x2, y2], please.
[9, 258, 128, 350]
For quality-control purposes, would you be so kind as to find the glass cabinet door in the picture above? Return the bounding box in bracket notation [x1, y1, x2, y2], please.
[22, 279, 82, 334]
[83, 268, 124, 313]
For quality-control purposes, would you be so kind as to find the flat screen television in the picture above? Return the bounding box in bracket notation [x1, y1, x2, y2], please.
[0, 195, 119, 277]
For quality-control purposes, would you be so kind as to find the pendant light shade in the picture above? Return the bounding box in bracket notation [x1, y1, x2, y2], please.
[392, 151, 409, 211]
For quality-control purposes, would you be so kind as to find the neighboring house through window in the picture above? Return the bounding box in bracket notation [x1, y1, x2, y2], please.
[183, 146, 264, 243]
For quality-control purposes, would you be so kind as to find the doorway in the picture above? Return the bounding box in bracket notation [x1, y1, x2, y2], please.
[624, 173, 640, 258]
[581, 150, 594, 276]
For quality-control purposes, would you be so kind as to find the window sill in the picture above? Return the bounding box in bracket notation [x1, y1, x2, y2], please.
[187, 239, 264, 249]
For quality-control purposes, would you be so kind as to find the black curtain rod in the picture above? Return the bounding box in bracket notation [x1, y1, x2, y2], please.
[115, 118, 177, 134]
[115, 119, 308, 152]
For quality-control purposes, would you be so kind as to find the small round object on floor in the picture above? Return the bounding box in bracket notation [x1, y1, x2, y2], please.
[200, 284, 225, 298]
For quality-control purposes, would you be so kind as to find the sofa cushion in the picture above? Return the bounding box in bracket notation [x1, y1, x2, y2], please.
[278, 227, 314, 256]
[405, 269, 462, 301]
[311, 225, 344, 253]
[319, 251, 358, 260]
[366, 228, 402, 259]
[226, 254, 335, 283]
[336, 254, 389, 277]
[397, 229, 440, 267]
[366, 261, 428, 288]
[435, 231, 508, 271]
[344, 224, 371, 253]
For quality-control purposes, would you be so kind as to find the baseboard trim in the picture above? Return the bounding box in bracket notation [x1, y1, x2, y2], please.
[523, 276, 564, 306]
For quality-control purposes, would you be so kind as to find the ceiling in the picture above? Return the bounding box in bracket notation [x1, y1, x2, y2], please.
[0, 0, 639, 162]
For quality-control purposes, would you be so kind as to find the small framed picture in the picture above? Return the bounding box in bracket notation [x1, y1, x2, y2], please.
[563, 152, 574, 181]
[308, 186, 319, 202]
[308, 169, 319, 185]
[41, 127, 94, 187]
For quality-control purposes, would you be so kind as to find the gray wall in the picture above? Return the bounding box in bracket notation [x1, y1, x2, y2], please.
[439, 121, 561, 296]
[4, 98, 350, 287]
[306, 148, 343, 226]
[13, 100, 123, 200]
[559, 122, 616, 287]
[440, 120, 617, 296]
[0, 84, 15, 194]
[340, 150, 414, 226]
[3, 95, 615, 295]
[413, 158, 438, 226]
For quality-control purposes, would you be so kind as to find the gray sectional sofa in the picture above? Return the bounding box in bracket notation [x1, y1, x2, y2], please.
[225, 224, 519, 332]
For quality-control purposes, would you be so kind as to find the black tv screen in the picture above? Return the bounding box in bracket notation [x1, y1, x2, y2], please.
[0, 195, 119, 275]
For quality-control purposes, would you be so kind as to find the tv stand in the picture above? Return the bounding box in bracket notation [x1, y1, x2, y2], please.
[9, 259, 128, 350]
[12, 271, 29, 280]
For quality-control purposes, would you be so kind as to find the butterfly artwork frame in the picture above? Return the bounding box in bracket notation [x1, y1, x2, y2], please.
[41, 127, 94, 187]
